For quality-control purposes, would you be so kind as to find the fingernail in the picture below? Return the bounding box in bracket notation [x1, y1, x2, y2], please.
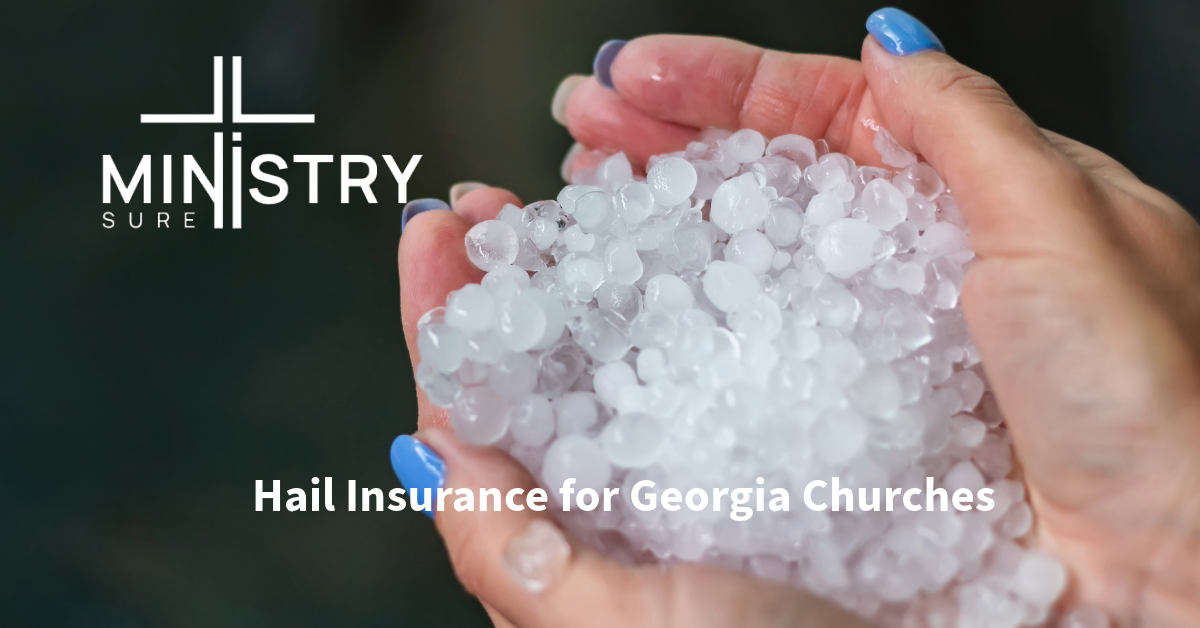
[866, 8, 945, 56]
[389, 434, 445, 519]
[551, 75, 587, 126]
[561, 142, 585, 183]
[449, 182, 488, 209]
[503, 519, 572, 593]
[400, 198, 450, 233]
[593, 40, 627, 90]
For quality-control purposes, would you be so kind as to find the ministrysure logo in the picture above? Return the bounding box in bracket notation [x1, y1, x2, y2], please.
[102, 56, 421, 229]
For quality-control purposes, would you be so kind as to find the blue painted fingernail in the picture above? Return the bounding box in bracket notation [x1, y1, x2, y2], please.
[867, 8, 945, 56]
[390, 435, 445, 519]
[593, 40, 627, 90]
[400, 198, 450, 232]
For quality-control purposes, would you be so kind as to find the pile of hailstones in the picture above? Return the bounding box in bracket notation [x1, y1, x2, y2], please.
[414, 128, 1070, 628]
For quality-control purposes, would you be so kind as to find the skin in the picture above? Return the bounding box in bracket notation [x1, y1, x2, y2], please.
[398, 35, 1200, 628]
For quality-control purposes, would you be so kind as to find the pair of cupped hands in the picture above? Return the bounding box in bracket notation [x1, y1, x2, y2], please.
[394, 9, 1200, 628]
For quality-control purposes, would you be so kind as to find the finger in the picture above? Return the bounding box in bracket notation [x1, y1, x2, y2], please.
[419, 428, 871, 628]
[604, 35, 879, 160]
[482, 602, 519, 628]
[397, 209, 481, 427]
[453, 186, 524, 225]
[858, 36, 1121, 262]
[565, 77, 698, 167]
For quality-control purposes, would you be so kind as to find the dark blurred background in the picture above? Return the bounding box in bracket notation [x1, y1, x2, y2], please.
[1, 1, 1197, 626]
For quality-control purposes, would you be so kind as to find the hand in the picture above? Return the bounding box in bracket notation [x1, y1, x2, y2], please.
[396, 13, 1200, 628]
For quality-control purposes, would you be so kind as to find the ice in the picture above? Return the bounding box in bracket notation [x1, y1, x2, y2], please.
[920, 222, 970, 257]
[752, 155, 803, 197]
[418, 322, 467, 373]
[496, 294, 547, 352]
[766, 133, 817, 169]
[596, 152, 633, 192]
[724, 128, 767, 163]
[465, 220, 520, 271]
[574, 190, 617, 233]
[1013, 550, 1066, 606]
[557, 184, 602, 215]
[805, 192, 846, 227]
[601, 413, 665, 468]
[559, 252, 605, 293]
[446, 284, 496, 333]
[644, 274, 694, 317]
[451, 386, 511, 445]
[604, 240, 644, 285]
[702, 260, 762, 312]
[489, 351, 538, 400]
[510, 394, 555, 446]
[861, 179, 909, 231]
[647, 157, 698, 207]
[414, 128, 1064, 628]
[630, 311, 677, 348]
[812, 409, 867, 466]
[764, 200, 803, 247]
[873, 127, 917, 168]
[543, 434, 612, 494]
[816, 218, 882, 278]
[724, 230, 776, 275]
[576, 309, 632, 362]
[415, 361, 462, 408]
[593, 361, 637, 407]
[503, 519, 572, 593]
[559, 224, 595, 253]
[711, 172, 771, 233]
[951, 413, 988, 448]
[896, 162, 945, 200]
[616, 181, 655, 224]
[806, 159, 849, 193]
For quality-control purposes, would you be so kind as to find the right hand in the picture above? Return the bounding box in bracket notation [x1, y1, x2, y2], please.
[400, 15, 1200, 628]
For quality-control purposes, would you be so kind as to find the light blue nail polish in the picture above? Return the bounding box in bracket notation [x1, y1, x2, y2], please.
[866, 8, 945, 56]
[390, 434, 445, 519]
[593, 40, 627, 90]
[400, 198, 450, 232]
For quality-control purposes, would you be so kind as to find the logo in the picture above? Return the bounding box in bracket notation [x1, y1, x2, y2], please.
[102, 56, 421, 229]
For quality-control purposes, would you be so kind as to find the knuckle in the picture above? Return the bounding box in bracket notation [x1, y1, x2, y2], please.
[442, 521, 491, 596]
[931, 65, 1012, 108]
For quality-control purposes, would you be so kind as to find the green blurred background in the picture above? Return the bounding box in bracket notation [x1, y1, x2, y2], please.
[2, 0, 1197, 626]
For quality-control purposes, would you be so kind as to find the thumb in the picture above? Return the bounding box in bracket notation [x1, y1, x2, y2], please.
[860, 10, 1113, 264]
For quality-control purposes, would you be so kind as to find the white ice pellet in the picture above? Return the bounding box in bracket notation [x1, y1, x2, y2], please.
[861, 178, 909, 231]
[616, 180, 655, 224]
[647, 157, 698, 207]
[724, 128, 767, 163]
[445, 284, 496, 333]
[766, 133, 817, 169]
[543, 433, 612, 494]
[417, 129, 1063, 628]
[873, 126, 918, 168]
[643, 274, 694, 317]
[451, 386, 511, 445]
[816, 218, 882, 278]
[805, 192, 846, 227]
[603, 240, 644, 285]
[702, 260, 762, 312]
[711, 172, 771, 234]
[1014, 550, 1067, 606]
[724, 230, 776, 275]
[465, 220, 520, 271]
